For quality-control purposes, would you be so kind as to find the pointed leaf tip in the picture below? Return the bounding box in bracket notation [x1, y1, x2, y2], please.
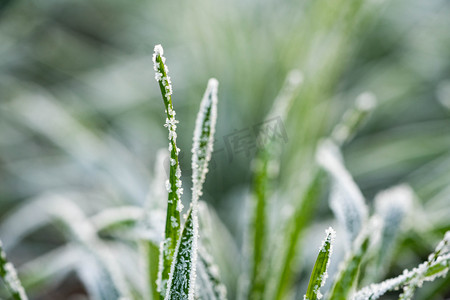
[304, 227, 336, 300]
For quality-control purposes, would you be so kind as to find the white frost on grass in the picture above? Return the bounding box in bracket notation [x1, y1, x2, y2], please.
[373, 184, 413, 267]
[0, 240, 28, 300]
[191, 78, 219, 204]
[353, 231, 450, 300]
[316, 139, 368, 245]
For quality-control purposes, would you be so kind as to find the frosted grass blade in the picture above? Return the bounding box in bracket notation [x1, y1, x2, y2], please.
[191, 78, 219, 200]
[0, 240, 28, 300]
[317, 139, 368, 244]
[198, 202, 238, 298]
[353, 231, 450, 300]
[165, 207, 198, 300]
[331, 92, 377, 146]
[197, 248, 227, 300]
[249, 70, 303, 300]
[153, 44, 184, 296]
[304, 227, 336, 300]
[328, 233, 370, 300]
[165, 78, 218, 299]
[91, 206, 144, 236]
[370, 185, 413, 280]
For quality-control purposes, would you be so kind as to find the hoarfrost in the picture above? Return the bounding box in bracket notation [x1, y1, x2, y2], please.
[353, 230, 450, 300]
[0, 249, 28, 300]
[316, 140, 368, 244]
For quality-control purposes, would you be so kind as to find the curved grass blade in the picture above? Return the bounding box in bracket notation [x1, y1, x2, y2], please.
[153, 44, 184, 296]
[1, 194, 130, 299]
[249, 70, 303, 300]
[165, 78, 218, 300]
[317, 139, 368, 244]
[369, 185, 413, 281]
[328, 233, 370, 300]
[0, 240, 28, 300]
[7, 90, 147, 202]
[18, 245, 79, 294]
[304, 227, 336, 300]
[353, 231, 450, 300]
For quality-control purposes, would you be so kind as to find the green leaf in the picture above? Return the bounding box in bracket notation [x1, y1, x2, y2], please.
[328, 233, 370, 300]
[144, 241, 161, 300]
[153, 44, 184, 296]
[304, 227, 336, 300]
[0, 239, 28, 300]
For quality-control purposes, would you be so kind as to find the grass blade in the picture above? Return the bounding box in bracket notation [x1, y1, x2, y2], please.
[18, 245, 79, 295]
[369, 185, 413, 281]
[165, 78, 218, 300]
[304, 227, 336, 300]
[328, 232, 370, 300]
[165, 207, 197, 300]
[330, 92, 377, 146]
[0, 240, 28, 300]
[191, 78, 219, 199]
[197, 248, 227, 300]
[153, 44, 184, 296]
[353, 231, 450, 300]
[317, 139, 368, 244]
[249, 70, 303, 300]
[198, 202, 238, 299]
[270, 170, 324, 300]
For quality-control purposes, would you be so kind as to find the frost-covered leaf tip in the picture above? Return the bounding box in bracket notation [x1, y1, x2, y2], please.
[191, 78, 219, 202]
[153, 44, 183, 297]
[304, 227, 336, 300]
[316, 139, 368, 244]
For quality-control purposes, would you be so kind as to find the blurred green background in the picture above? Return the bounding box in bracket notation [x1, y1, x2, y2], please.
[1, 0, 450, 299]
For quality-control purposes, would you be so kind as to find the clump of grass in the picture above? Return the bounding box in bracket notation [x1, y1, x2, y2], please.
[0, 44, 449, 300]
